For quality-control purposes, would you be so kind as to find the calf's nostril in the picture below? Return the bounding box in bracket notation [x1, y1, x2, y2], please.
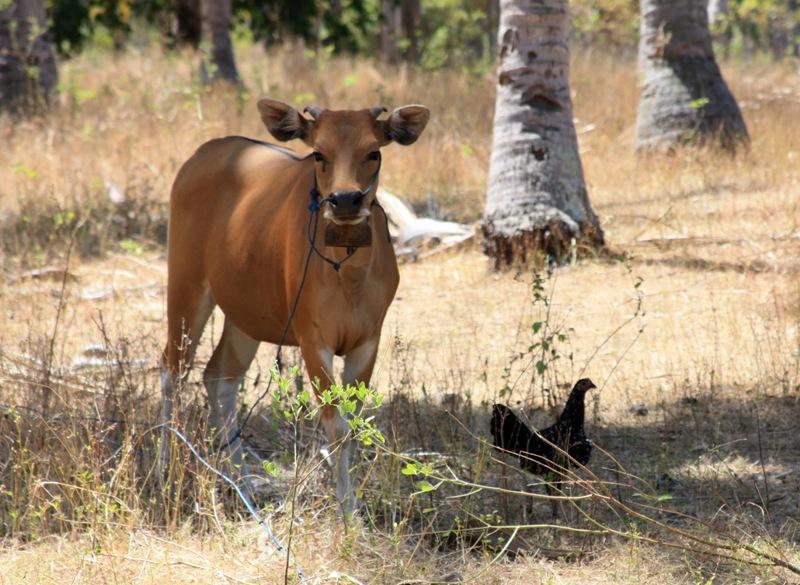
[329, 191, 365, 215]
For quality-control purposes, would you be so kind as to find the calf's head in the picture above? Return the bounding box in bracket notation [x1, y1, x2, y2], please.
[258, 99, 429, 225]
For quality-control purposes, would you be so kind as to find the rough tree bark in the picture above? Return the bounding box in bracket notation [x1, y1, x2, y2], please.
[199, 0, 238, 84]
[482, 0, 603, 269]
[636, 0, 748, 151]
[0, 0, 57, 115]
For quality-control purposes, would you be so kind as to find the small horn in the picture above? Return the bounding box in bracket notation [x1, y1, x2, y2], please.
[303, 105, 324, 119]
[370, 106, 388, 119]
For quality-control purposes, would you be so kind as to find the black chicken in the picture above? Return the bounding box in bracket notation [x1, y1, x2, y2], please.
[490, 378, 597, 513]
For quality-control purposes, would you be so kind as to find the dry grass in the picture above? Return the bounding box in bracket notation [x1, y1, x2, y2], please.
[1, 42, 799, 583]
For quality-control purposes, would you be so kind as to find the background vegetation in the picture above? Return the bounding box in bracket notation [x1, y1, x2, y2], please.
[44, 0, 800, 65]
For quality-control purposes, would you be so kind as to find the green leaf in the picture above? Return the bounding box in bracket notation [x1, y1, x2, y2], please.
[119, 239, 143, 256]
[262, 461, 279, 477]
[416, 480, 437, 493]
[401, 463, 418, 476]
[633, 492, 674, 503]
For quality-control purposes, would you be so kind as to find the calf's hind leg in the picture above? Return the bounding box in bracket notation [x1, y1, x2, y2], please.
[160, 285, 215, 475]
[203, 317, 260, 499]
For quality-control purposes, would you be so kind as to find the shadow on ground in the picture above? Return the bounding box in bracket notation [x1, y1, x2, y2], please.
[244, 382, 800, 555]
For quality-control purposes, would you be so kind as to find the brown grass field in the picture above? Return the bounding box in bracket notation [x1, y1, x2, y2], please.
[0, 41, 799, 583]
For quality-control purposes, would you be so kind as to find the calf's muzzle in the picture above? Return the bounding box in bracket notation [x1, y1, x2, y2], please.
[329, 190, 367, 218]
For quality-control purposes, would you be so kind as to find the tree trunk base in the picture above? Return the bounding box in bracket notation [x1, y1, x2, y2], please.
[636, 0, 749, 153]
[482, 219, 604, 270]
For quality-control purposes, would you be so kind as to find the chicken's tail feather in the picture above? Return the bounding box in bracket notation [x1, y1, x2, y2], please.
[490, 403, 532, 454]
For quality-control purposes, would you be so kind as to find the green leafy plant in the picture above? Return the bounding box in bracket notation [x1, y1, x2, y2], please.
[499, 269, 574, 409]
[317, 381, 386, 448]
[268, 365, 386, 449]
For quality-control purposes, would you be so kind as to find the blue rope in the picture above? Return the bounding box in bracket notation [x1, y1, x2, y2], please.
[163, 425, 308, 584]
[0, 402, 308, 583]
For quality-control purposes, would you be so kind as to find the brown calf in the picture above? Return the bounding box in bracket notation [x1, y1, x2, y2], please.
[161, 99, 430, 512]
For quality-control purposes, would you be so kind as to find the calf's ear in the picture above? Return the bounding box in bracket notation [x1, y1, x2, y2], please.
[383, 105, 430, 145]
[257, 98, 313, 144]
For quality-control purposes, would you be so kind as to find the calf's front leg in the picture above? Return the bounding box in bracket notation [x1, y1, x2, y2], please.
[301, 339, 379, 516]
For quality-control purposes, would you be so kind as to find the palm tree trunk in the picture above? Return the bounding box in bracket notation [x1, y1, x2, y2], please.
[0, 0, 57, 115]
[482, 0, 603, 269]
[200, 0, 238, 84]
[636, 0, 748, 151]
